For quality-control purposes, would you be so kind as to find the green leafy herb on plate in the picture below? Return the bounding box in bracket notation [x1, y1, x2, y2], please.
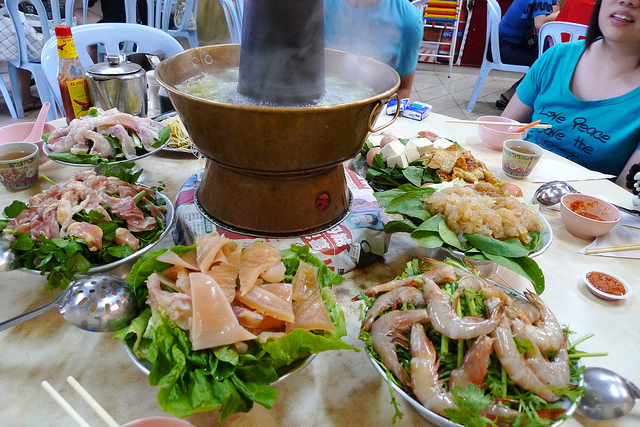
[115, 243, 358, 421]
[375, 184, 547, 294]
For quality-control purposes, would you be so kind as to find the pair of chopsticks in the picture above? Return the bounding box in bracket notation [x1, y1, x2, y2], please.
[446, 119, 552, 131]
[42, 377, 119, 427]
[585, 243, 640, 255]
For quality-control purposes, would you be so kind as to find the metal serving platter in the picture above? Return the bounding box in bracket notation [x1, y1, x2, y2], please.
[24, 190, 174, 275]
[123, 340, 317, 384]
[363, 252, 582, 427]
[43, 121, 170, 165]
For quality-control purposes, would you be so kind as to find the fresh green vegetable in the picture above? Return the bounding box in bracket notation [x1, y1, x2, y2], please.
[360, 259, 589, 427]
[0, 169, 168, 291]
[374, 184, 546, 294]
[43, 119, 171, 165]
[115, 243, 358, 421]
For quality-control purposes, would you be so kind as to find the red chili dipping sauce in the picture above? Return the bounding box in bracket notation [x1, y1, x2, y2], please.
[586, 271, 626, 296]
[569, 200, 604, 221]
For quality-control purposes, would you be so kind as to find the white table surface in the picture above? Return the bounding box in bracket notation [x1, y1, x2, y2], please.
[0, 112, 638, 426]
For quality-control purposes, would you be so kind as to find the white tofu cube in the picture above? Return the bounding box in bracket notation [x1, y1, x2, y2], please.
[404, 145, 421, 163]
[380, 140, 405, 160]
[433, 138, 453, 149]
[387, 154, 409, 168]
[407, 138, 433, 156]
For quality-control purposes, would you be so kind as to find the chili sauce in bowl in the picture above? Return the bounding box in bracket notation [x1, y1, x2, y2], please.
[584, 270, 632, 301]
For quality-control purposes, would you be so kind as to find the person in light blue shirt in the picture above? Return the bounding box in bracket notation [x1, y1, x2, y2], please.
[503, 0, 640, 190]
[324, 0, 423, 100]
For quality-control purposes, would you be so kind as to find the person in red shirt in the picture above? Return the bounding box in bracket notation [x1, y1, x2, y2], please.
[555, 0, 595, 24]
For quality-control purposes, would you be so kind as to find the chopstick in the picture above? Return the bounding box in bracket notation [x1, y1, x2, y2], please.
[446, 119, 552, 129]
[67, 376, 120, 427]
[41, 377, 120, 427]
[41, 381, 91, 427]
[585, 243, 640, 254]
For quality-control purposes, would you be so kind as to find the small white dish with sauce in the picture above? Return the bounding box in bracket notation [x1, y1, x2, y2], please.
[584, 270, 632, 301]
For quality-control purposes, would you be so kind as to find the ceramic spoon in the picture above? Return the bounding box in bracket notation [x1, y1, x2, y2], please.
[22, 102, 50, 143]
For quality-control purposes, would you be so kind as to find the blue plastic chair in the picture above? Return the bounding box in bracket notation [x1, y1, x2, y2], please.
[220, 0, 243, 43]
[40, 22, 184, 116]
[155, 0, 199, 47]
[5, 0, 61, 120]
[466, 0, 531, 112]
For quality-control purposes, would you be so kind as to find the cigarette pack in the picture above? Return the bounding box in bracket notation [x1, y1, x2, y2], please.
[385, 98, 409, 115]
[402, 102, 432, 121]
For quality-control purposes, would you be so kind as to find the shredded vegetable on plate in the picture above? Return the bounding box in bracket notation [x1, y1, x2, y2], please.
[160, 114, 194, 152]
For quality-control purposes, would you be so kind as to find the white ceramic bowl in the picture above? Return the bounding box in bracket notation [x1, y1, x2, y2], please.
[584, 270, 632, 301]
[477, 115, 525, 150]
[560, 194, 621, 238]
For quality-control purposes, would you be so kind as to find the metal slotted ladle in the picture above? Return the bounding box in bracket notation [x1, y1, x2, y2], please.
[0, 274, 136, 332]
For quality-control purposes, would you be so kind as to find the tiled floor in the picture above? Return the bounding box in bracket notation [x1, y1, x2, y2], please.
[0, 62, 523, 127]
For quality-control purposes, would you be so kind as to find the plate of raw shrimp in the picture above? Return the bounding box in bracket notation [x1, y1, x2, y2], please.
[356, 256, 585, 427]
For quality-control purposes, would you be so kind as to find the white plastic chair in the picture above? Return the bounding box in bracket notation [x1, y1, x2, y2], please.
[155, 0, 199, 47]
[5, 0, 61, 120]
[220, 0, 243, 43]
[466, 0, 531, 112]
[40, 22, 184, 115]
[538, 21, 588, 57]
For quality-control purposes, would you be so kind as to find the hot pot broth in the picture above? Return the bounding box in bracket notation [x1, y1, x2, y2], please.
[175, 68, 376, 107]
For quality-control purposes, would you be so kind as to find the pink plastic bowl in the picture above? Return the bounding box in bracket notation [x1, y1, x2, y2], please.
[477, 115, 525, 150]
[121, 417, 195, 427]
[0, 122, 57, 165]
[560, 193, 621, 238]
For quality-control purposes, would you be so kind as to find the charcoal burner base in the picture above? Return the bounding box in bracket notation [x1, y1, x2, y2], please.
[195, 159, 352, 237]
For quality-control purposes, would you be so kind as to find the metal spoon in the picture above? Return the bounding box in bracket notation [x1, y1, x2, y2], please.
[0, 239, 15, 273]
[0, 274, 136, 332]
[534, 181, 640, 216]
[533, 180, 579, 206]
[577, 367, 640, 419]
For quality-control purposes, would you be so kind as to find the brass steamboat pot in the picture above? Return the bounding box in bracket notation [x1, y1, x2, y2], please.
[155, 44, 399, 235]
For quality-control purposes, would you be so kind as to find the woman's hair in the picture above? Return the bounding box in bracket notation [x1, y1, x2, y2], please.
[584, 0, 603, 48]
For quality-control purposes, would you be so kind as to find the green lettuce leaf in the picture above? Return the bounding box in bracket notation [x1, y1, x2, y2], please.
[117, 243, 357, 421]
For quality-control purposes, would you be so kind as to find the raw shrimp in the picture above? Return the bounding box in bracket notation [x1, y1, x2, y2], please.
[360, 265, 457, 299]
[370, 309, 430, 387]
[423, 278, 504, 339]
[449, 335, 495, 390]
[362, 286, 425, 331]
[522, 291, 564, 352]
[492, 318, 559, 402]
[410, 323, 457, 417]
[480, 402, 522, 420]
[512, 319, 570, 389]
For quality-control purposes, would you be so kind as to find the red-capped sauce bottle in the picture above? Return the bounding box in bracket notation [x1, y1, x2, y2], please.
[54, 25, 93, 124]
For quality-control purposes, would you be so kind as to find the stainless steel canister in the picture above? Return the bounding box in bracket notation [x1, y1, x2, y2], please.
[86, 54, 148, 117]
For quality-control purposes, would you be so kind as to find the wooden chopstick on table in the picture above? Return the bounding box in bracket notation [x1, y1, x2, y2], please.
[446, 119, 552, 129]
[41, 377, 120, 427]
[585, 243, 640, 254]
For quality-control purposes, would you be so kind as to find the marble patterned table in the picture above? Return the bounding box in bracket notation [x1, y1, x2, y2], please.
[1, 113, 638, 426]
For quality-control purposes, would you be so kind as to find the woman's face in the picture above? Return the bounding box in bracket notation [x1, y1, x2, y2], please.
[599, 0, 640, 43]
